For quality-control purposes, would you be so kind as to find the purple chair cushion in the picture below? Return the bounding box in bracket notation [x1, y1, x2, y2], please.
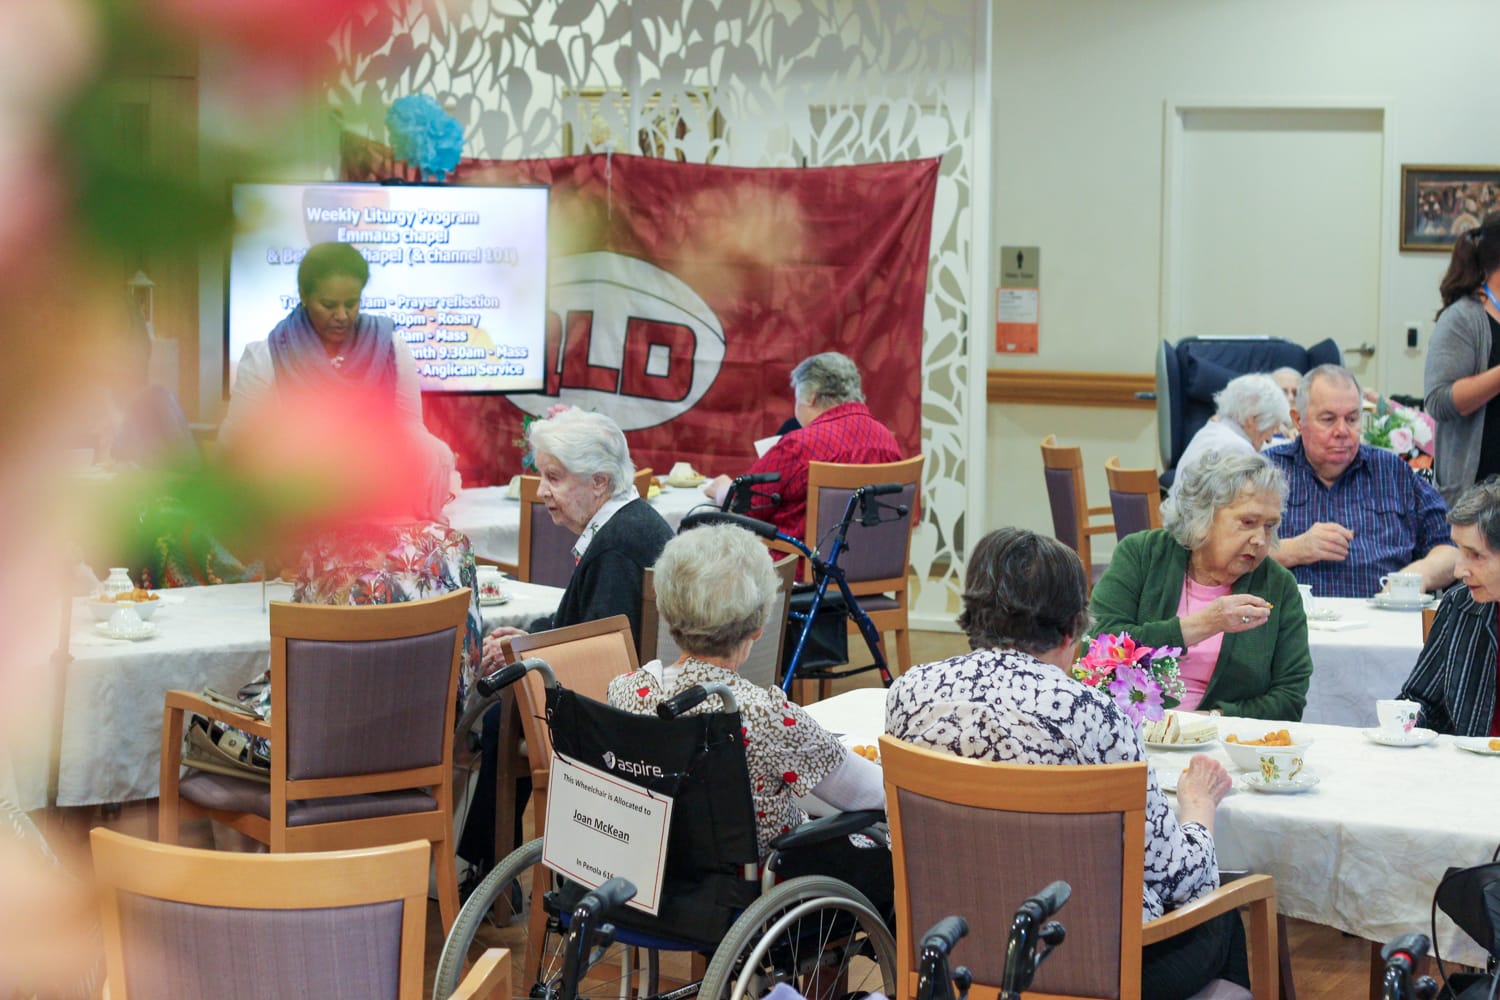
[1110, 489, 1154, 540]
[1043, 466, 1081, 551]
[811, 482, 917, 584]
[178, 771, 437, 827]
[528, 500, 578, 587]
[118, 892, 402, 999]
[283, 628, 456, 781]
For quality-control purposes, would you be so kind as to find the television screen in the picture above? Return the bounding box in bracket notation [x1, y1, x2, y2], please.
[227, 181, 549, 394]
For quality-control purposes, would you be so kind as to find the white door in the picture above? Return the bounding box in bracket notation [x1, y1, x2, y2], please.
[1164, 105, 1385, 386]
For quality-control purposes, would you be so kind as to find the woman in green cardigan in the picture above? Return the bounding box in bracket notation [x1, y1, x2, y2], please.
[1091, 450, 1313, 721]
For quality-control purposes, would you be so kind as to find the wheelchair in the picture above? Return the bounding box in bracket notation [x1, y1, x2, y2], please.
[435, 659, 898, 1000]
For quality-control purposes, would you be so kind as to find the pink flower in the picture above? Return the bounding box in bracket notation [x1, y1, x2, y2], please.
[545, 403, 572, 419]
[1389, 426, 1413, 454]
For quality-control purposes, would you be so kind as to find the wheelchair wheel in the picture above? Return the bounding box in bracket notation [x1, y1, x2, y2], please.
[699, 875, 896, 1000]
[432, 838, 660, 1000]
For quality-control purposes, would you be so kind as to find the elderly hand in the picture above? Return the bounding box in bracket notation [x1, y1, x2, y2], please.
[1283, 522, 1354, 566]
[1180, 594, 1272, 645]
[703, 474, 732, 504]
[482, 626, 526, 668]
[1174, 753, 1233, 830]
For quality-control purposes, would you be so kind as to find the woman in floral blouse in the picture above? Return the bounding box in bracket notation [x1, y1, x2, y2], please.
[607, 523, 890, 914]
[886, 527, 1244, 1000]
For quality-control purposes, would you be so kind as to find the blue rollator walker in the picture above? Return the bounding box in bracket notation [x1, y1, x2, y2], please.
[686, 470, 911, 693]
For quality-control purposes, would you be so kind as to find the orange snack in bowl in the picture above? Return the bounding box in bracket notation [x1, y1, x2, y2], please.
[1489, 738, 1500, 752]
[1224, 729, 1293, 747]
[850, 744, 881, 763]
[101, 588, 158, 602]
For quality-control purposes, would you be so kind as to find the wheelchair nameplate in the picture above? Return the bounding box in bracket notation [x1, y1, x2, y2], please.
[542, 754, 674, 915]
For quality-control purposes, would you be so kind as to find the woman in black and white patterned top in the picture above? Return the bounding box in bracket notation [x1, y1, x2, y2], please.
[886, 527, 1246, 1000]
[608, 523, 890, 914]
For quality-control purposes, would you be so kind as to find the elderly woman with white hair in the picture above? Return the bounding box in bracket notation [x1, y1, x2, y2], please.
[1173, 373, 1291, 485]
[1091, 451, 1312, 720]
[483, 408, 674, 658]
[704, 351, 901, 541]
[608, 523, 891, 913]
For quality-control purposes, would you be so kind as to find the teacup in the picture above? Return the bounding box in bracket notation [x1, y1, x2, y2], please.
[1379, 572, 1424, 600]
[107, 601, 145, 634]
[1296, 583, 1318, 618]
[669, 461, 698, 480]
[1376, 698, 1420, 736]
[1256, 748, 1305, 788]
[475, 566, 505, 600]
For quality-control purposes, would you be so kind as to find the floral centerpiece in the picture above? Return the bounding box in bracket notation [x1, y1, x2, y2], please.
[1363, 397, 1436, 479]
[1071, 632, 1185, 727]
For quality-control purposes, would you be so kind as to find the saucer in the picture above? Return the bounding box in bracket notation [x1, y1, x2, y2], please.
[1368, 593, 1437, 611]
[478, 593, 511, 607]
[1453, 737, 1500, 756]
[93, 620, 158, 642]
[1306, 607, 1341, 622]
[1362, 727, 1437, 748]
[665, 475, 705, 488]
[1242, 772, 1320, 794]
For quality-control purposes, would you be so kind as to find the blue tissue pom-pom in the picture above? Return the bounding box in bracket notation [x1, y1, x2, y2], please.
[386, 95, 464, 181]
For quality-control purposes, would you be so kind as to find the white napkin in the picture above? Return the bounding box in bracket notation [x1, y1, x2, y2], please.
[1307, 618, 1367, 632]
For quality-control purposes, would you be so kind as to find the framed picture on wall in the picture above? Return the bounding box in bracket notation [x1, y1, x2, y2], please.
[1400, 164, 1500, 252]
[561, 88, 720, 161]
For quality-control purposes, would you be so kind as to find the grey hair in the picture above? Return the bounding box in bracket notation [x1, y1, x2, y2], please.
[791, 352, 864, 407]
[1448, 476, 1500, 553]
[654, 524, 780, 659]
[1294, 363, 1362, 417]
[1215, 374, 1291, 433]
[527, 408, 635, 498]
[1162, 451, 1287, 550]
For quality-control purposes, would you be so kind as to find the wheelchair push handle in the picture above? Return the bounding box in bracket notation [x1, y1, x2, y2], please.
[474, 657, 556, 699]
[656, 682, 739, 719]
[578, 877, 637, 918]
[921, 915, 969, 955]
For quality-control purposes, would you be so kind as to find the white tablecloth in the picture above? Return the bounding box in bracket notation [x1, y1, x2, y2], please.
[802, 689, 1497, 968]
[1303, 596, 1424, 728]
[9, 579, 562, 810]
[447, 484, 713, 564]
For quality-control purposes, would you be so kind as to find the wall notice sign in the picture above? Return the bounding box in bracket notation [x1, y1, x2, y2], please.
[542, 753, 674, 915]
[996, 245, 1041, 354]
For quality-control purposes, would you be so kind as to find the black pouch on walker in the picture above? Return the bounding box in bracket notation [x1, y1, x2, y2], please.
[782, 586, 849, 674]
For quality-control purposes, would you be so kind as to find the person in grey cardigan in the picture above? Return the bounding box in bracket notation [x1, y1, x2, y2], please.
[1424, 211, 1500, 505]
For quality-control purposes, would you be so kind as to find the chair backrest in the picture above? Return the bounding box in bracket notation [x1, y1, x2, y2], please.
[1155, 336, 1343, 474]
[91, 828, 430, 1000]
[880, 735, 1147, 1000]
[805, 455, 924, 595]
[633, 467, 653, 497]
[640, 554, 797, 689]
[1041, 434, 1097, 562]
[502, 615, 640, 787]
[1422, 605, 1437, 643]
[269, 590, 470, 811]
[518, 474, 578, 587]
[1105, 456, 1164, 540]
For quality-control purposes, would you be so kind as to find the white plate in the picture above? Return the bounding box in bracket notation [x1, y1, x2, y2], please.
[1367, 593, 1437, 611]
[1453, 737, 1500, 756]
[1143, 738, 1216, 752]
[1242, 772, 1320, 794]
[93, 620, 158, 641]
[477, 593, 511, 607]
[837, 734, 882, 764]
[1361, 727, 1438, 748]
[665, 476, 706, 489]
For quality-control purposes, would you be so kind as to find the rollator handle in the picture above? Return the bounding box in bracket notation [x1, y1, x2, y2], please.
[1380, 933, 1429, 967]
[681, 509, 780, 541]
[1019, 880, 1071, 922]
[474, 661, 527, 699]
[921, 915, 970, 955]
[578, 877, 637, 916]
[859, 482, 904, 497]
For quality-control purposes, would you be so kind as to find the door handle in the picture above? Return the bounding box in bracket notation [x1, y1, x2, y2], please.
[1346, 342, 1376, 359]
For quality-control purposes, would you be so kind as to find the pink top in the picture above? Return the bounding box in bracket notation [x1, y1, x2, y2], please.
[1174, 577, 1231, 710]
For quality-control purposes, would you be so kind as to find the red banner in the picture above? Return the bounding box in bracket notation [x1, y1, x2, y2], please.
[342, 135, 938, 486]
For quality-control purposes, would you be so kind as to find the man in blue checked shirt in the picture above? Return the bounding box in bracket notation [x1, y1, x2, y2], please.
[1265, 364, 1457, 598]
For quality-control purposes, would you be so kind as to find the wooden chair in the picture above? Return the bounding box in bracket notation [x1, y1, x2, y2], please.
[91, 829, 508, 1000]
[880, 734, 1279, 1000]
[157, 589, 471, 936]
[517, 474, 579, 587]
[1421, 605, 1437, 642]
[1106, 455, 1164, 539]
[634, 466, 654, 497]
[804, 455, 924, 675]
[1041, 434, 1114, 588]
[640, 553, 798, 689]
[499, 614, 640, 979]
